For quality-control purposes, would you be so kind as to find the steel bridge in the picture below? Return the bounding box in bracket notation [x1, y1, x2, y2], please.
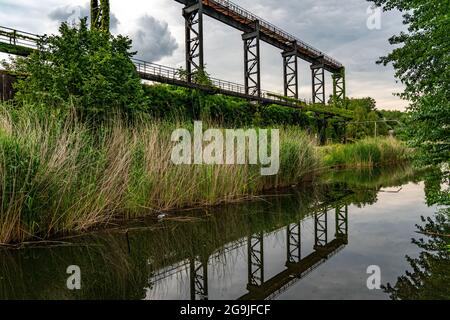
[176, 0, 345, 104]
[0, 0, 346, 113]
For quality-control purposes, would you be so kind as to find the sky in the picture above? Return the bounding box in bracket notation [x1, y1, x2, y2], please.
[0, 0, 409, 110]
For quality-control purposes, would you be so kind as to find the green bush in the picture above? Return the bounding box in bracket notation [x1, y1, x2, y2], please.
[7, 19, 146, 118]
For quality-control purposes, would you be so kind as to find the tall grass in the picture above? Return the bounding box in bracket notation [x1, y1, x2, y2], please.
[320, 137, 409, 168]
[0, 104, 321, 244]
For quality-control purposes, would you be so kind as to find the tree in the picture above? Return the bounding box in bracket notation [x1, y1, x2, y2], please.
[383, 209, 450, 300]
[7, 19, 146, 118]
[368, 0, 449, 203]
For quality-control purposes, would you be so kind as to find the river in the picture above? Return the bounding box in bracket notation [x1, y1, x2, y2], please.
[0, 166, 448, 300]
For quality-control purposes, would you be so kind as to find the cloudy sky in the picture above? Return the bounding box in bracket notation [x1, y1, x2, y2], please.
[0, 0, 408, 110]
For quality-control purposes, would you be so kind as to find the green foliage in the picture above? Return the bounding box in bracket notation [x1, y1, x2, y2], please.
[6, 19, 146, 118]
[384, 209, 450, 300]
[321, 137, 409, 168]
[369, 0, 450, 203]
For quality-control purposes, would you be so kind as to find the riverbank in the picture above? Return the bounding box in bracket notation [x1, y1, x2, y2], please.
[0, 104, 409, 244]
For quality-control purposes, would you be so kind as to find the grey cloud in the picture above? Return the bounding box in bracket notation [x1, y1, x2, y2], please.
[130, 15, 178, 62]
[48, 2, 119, 32]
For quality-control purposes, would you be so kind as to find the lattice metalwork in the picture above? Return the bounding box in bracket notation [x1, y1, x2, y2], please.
[311, 64, 325, 104]
[247, 233, 264, 288]
[286, 223, 301, 264]
[335, 205, 348, 242]
[283, 44, 298, 99]
[332, 68, 346, 104]
[314, 210, 328, 249]
[190, 256, 208, 300]
[243, 21, 261, 97]
[183, 1, 204, 83]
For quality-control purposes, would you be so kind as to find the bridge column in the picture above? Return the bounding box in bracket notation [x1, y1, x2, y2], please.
[314, 210, 328, 250]
[242, 21, 261, 98]
[311, 62, 325, 104]
[335, 205, 349, 244]
[317, 115, 328, 146]
[190, 256, 208, 300]
[286, 223, 301, 264]
[183, 0, 204, 83]
[332, 67, 346, 105]
[247, 232, 264, 289]
[282, 42, 298, 99]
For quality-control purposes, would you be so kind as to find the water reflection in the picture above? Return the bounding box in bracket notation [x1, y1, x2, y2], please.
[0, 166, 446, 300]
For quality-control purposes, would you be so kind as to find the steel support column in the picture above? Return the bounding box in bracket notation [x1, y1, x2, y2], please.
[242, 21, 261, 97]
[183, 0, 204, 83]
[282, 43, 298, 99]
[286, 223, 301, 264]
[311, 63, 325, 104]
[332, 67, 346, 105]
[335, 205, 349, 244]
[314, 210, 328, 250]
[247, 232, 264, 288]
[190, 256, 208, 300]
[317, 116, 328, 146]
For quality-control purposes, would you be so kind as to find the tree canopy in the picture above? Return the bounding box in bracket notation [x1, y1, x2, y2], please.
[369, 0, 450, 203]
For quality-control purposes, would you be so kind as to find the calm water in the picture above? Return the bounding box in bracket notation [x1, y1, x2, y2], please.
[0, 167, 448, 300]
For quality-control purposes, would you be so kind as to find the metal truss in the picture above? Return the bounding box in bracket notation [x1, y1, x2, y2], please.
[314, 210, 328, 249]
[335, 205, 349, 243]
[282, 43, 298, 99]
[247, 232, 264, 288]
[183, 0, 204, 83]
[332, 68, 346, 104]
[242, 21, 261, 97]
[311, 63, 325, 104]
[286, 223, 301, 264]
[190, 256, 208, 300]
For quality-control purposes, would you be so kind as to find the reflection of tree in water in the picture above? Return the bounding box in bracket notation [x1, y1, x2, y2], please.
[384, 208, 450, 300]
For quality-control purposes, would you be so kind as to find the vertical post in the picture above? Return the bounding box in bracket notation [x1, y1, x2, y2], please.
[282, 42, 298, 99]
[311, 62, 325, 104]
[190, 256, 209, 300]
[286, 223, 301, 264]
[335, 205, 349, 244]
[332, 67, 346, 106]
[242, 20, 261, 97]
[317, 116, 327, 146]
[247, 232, 264, 289]
[314, 210, 328, 250]
[184, 0, 204, 83]
[90, 0, 110, 33]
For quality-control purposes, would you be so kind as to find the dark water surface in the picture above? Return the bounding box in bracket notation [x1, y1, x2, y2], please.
[1, 167, 448, 300]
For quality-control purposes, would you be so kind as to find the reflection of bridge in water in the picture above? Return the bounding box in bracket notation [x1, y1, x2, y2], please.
[150, 203, 349, 300]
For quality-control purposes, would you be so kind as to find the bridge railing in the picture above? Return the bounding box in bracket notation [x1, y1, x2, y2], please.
[0, 26, 40, 50]
[133, 59, 309, 106]
[207, 0, 342, 68]
[0, 26, 309, 107]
